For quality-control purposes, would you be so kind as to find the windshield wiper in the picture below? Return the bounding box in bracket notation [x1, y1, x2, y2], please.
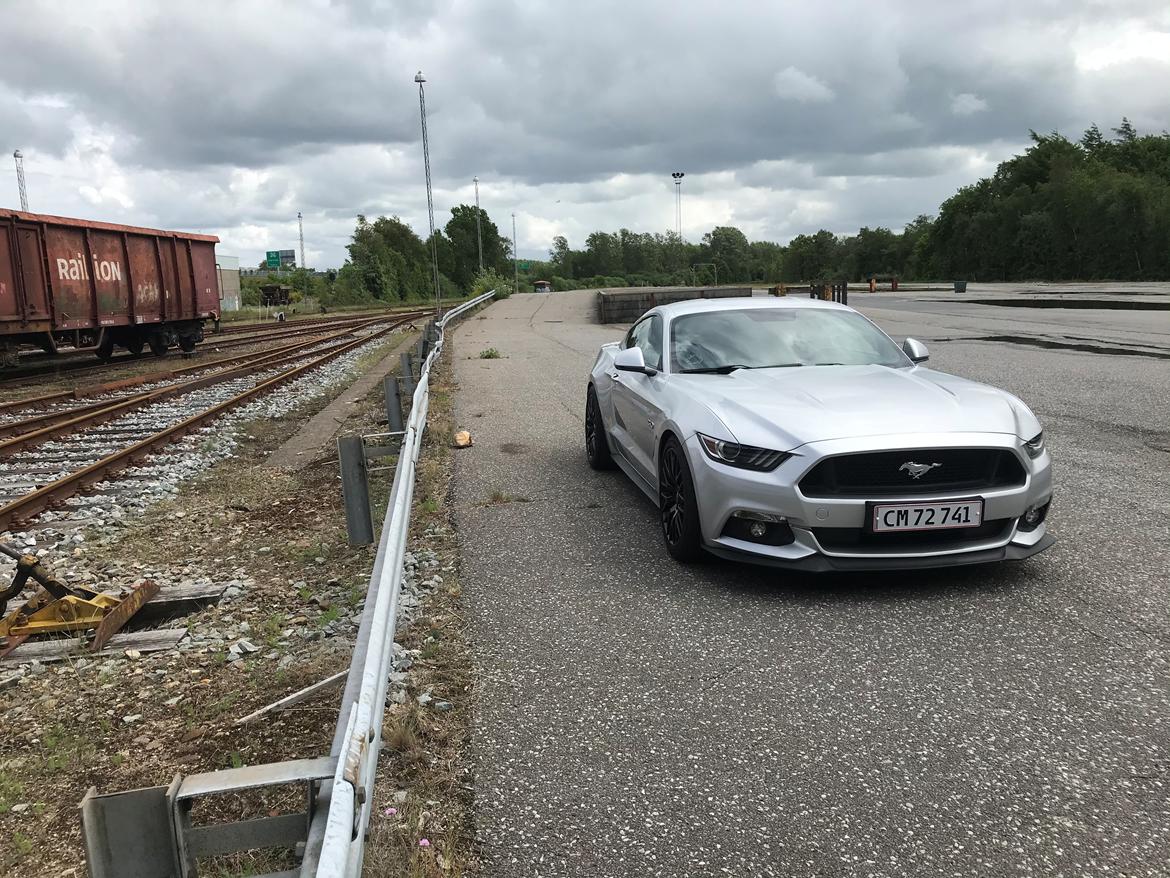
[679, 362, 809, 374]
[679, 364, 750, 374]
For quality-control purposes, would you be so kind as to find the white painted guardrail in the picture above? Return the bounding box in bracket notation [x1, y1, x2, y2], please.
[303, 290, 495, 877]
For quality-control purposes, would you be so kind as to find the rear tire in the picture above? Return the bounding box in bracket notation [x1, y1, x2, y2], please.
[585, 386, 615, 470]
[658, 435, 704, 562]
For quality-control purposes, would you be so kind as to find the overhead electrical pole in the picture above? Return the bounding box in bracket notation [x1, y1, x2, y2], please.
[297, 211, 308, 303]
[671, 171, 685, 240]
[473, 176, 483, 273]
[415, 70, 441, 319]
[512, 212, 518, 295]
[14, 150, 29, 212]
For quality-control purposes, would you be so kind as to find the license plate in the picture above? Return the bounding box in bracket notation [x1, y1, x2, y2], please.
[870, 499, 983, 533]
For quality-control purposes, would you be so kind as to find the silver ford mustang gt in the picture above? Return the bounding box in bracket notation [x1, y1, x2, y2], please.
[585, 297, 1054, 571]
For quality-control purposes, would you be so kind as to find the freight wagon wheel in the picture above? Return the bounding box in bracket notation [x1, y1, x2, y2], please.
[127, 338, 145, 357]
[179, 336, 197, 353]
[149, 335, 169, 357]
[96, 335, 115, 362]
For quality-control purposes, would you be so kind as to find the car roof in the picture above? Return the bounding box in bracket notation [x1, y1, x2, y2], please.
[645, 295, 851, 320]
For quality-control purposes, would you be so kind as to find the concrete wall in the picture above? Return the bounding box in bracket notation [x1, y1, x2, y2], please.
[216, 255, 242, 312]
[596, 286, 753, 324]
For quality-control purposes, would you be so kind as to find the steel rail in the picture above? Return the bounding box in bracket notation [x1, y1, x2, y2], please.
[304, 289, 495, 877]
[0, 318, 399, 416]
[0, 316, 419, 448]
[0, 315, 405, 388]
[0, 313, 423, 533]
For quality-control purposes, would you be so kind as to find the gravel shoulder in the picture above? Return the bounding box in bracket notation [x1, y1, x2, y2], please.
[0, 325, 443, 875]
[451, 290, 1170, 877]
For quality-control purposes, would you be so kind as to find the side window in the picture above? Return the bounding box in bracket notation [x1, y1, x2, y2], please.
[625, 317, 648, 353]
[642, 316, 663, 370]
[623, 320, 643, 350]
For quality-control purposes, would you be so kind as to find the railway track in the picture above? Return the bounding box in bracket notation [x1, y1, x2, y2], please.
[0, 311, 414, 388]
[0, 310, 425, 533]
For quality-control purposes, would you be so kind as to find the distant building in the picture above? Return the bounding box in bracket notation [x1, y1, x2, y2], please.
[216, 255, 241, 311]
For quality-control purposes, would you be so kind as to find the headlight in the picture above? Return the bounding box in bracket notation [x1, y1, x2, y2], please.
[1024, 431, 1045, 458]
[697, 433, 790, 471]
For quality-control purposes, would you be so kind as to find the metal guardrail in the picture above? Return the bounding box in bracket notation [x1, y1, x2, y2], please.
[304, 289, 495, 876]
[79, 291, 495, 878]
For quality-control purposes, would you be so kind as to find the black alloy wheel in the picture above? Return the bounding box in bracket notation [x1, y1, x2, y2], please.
[585, 386, 615, 470]
[658, 436, 703, 562]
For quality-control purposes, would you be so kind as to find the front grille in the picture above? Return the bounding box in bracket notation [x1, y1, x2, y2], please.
[800, 449, 1025, 498]
[813, 518, 1013, 552]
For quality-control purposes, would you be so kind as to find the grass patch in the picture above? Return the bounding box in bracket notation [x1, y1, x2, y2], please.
[477, 347, 501, 359]
[488, 489, 529, 504]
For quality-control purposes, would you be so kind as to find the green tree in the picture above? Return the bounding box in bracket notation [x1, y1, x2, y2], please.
[445, 204, 508, 292]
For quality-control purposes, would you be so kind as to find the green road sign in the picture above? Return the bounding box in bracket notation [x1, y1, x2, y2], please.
[519, 261, 530, 270]
[266, 251, 280, 269]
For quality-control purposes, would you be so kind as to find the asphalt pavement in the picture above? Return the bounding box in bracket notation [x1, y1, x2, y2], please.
[450, 289, 1170, 877]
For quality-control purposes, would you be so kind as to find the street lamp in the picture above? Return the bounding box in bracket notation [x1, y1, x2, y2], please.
[473, 176, 483, 273]
[671, 171, 684, 239]
[512, 212, 518, 294]
[415, 70, 441, 319]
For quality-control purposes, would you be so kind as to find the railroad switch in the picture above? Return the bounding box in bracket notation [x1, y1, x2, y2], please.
[0, 543, 158, 656]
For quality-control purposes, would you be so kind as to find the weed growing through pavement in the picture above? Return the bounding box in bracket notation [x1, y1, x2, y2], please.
[488, 489, 529, 504]
[477, 347, 501, 359]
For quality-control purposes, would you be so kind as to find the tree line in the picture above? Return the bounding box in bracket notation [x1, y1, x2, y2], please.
[272, 119, 1168, 307]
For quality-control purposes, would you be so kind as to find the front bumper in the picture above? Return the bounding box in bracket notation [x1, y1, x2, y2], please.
[685, 431, 1054, 572]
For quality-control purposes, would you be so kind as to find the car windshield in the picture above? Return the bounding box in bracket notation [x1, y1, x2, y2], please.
[670, 307, 910, 373]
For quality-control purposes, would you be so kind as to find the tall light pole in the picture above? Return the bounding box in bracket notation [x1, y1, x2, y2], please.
[511, 212, 518, 294]
[473, 176, 483, 274]
[415, 70, 441, 318]
[671, 171, 684, 240]
[14, 150, 29, 212]
[297, 211, 308, 303]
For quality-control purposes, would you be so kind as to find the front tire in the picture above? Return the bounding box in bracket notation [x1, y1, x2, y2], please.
[658, 435, 704, 562]
[585, 386, 615, 470]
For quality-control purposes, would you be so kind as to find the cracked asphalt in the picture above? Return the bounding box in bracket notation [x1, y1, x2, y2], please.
[450, 289, 1170, 877]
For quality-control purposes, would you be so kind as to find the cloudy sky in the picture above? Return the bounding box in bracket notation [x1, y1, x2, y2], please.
[4, 0, 1168, 268]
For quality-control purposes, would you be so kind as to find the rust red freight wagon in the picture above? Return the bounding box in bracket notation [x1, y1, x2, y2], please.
[0, 209, 220, 365]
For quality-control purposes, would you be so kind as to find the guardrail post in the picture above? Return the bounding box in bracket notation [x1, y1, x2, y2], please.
[383, 375, 403, 432]
[338, 435, 374, 546]
[400, 352, 415, 396]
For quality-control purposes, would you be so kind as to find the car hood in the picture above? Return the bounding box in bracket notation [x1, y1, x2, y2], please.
[672, 365, 1039, 450]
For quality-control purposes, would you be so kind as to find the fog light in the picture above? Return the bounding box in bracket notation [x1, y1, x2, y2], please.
[1019, 500, 1050, 532]
[749, 521, 767, 538]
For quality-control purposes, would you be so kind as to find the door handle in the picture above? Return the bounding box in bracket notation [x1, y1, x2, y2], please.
[610, 372, 620, 380]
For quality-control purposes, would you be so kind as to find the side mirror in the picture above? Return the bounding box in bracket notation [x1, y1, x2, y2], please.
[902, 338, 929, 363]
[614, 346, 657, 376]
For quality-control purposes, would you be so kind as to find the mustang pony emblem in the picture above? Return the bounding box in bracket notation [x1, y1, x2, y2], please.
[899, 461, 942, 479]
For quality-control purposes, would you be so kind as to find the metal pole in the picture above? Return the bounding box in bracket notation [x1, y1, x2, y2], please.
[338, 435, 374, 546]
[671, 171, 684, 241]
[383, 375, 403, 432]
[416, 71, 441, 320]
[512, 212, 518, 295]
[474, 176, 483, 273]
[13, 150, 28, 212]
[400, 352, 415, 396]
[298, 210, 308, 306]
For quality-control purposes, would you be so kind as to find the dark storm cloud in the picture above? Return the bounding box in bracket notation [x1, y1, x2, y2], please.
[2, 0, 1167, 264]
